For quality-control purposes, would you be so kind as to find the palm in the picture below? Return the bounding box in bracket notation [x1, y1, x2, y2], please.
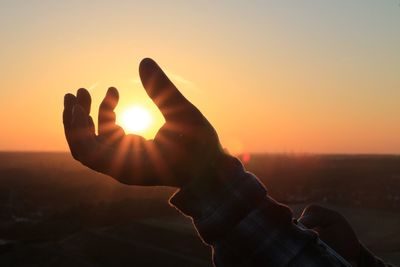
[63, 58, 222, 187]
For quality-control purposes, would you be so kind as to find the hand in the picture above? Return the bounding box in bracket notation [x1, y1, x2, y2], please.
[63, 58, 223, 187]
[298, 204, 361, 264]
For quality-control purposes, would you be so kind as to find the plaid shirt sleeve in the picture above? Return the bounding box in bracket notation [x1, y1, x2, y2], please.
[169, 154, 352, 267]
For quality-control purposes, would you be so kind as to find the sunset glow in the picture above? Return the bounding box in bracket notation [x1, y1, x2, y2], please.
[0, 1, 399, 153]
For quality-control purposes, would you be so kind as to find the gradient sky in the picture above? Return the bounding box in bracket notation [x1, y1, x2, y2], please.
[0, 0, 399, 153]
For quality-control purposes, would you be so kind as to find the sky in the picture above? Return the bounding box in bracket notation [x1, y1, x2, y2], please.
[0, 0, 399, 154]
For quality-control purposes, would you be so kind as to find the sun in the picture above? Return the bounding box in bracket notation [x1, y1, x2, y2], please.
[120, 106, 152, 134]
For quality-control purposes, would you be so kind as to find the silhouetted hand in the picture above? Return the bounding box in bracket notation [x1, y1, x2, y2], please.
[298, 204, 361, 265]
[63, 58, 223, 187]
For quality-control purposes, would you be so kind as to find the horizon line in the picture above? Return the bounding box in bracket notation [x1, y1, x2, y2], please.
[0, 150, 399, 157]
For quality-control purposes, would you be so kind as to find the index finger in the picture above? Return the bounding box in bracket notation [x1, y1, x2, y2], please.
[98, 87, 125, 143]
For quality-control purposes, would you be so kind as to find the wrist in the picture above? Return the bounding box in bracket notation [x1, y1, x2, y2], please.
[169, 153, 269, 243]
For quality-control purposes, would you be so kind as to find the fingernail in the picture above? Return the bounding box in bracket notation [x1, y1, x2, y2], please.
[139, 58, 156, 77]
[77, 88, 86, 94]
[64, 94, 76, 108]
[107, 87, 119, 99]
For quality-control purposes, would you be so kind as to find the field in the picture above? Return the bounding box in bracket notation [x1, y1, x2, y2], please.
[0, 152, 399, 266]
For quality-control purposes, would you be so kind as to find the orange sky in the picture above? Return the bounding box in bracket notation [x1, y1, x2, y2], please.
[0, 1, 399, 154]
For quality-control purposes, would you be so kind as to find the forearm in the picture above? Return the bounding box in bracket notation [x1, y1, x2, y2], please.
[357, 244, 395, 267]
[169, 154, 349, 266]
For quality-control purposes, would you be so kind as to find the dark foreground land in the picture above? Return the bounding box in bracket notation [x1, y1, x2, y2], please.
[0, 152, 399, 266]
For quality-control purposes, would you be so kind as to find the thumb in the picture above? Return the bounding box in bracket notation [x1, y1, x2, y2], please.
[139, 58, 195, 122]
[298, 204, 334, 229]
[298, 215, 322, 229]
